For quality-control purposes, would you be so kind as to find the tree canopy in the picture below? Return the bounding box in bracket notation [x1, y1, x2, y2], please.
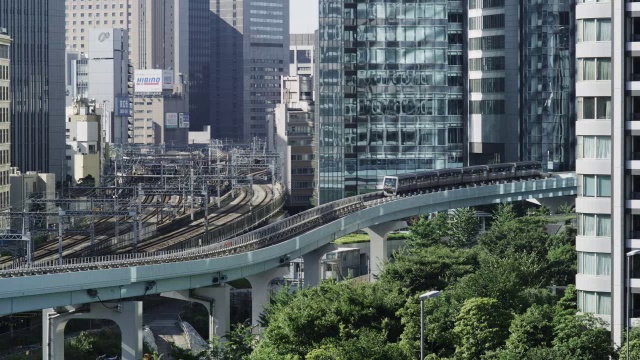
[208, 203, 617, 359]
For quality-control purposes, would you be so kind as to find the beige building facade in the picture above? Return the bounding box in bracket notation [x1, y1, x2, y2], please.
[0, 32, 10, 212]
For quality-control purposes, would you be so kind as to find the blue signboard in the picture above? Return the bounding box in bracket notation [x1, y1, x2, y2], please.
[179, 113, 190, 129]
[115, 95, 130, 117]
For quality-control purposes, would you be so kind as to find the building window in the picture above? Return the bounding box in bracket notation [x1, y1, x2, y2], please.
[578, 58, 611, 81]
[578, 136, 611, 159]
[577, 213, 611, 237]
[577, 19, 611, 42]
[577, 97, 611, 120]
[577, 252, 611, 276]
[577, 291, 611, 315]
[580, 175, 611, 197]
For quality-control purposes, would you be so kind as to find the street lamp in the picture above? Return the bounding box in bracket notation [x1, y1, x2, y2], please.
[420, 290, 441, 360]
[627, 250, 640, 360]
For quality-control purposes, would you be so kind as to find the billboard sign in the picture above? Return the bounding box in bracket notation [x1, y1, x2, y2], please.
[162, 70, 174, 90]
[179, 113, 190, 129]
[165, 113, 178, 129]
[135, 69, 163, 93]
[115, 95, 130, 117]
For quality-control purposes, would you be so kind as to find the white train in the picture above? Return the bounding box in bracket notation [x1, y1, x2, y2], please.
[382, 161, 544, 196]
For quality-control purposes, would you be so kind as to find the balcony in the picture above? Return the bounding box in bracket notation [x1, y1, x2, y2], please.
[629, 76, 640, 96]
[629, 38, 640, 57]
[628, 114, 640, 132]
[628, 1, 640, 17]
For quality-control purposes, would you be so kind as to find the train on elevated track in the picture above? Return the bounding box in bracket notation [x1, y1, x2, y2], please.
[382, 161, 544, 196]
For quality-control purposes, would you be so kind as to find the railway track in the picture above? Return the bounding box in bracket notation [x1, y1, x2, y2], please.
[131, 184, 274, 253]
[0, 169, 272, 267]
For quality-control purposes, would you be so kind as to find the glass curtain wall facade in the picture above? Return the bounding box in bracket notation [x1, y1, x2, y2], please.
[520, 1, 575, 171]
[318, 0, 464, 203]
[188, 0, 212, 132]
[0, 0, 65, 178]
[467, 0, 519, 165]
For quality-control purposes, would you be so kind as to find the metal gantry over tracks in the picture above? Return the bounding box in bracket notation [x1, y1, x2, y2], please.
[0, 141, 283, 267]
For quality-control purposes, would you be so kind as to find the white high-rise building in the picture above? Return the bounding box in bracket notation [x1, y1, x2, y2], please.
[573, 0, 630, 346]
[88, 28, 130, 144]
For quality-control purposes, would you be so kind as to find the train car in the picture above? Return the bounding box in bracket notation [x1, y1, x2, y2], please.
[514, 161, 543, 179]
[383, 176, 399, 196]
[382, 162, 543, 196]
[462, 165, 489, 184]
[415, 170, 439, 190]
[436, 168, 463, 187]
[487, 163, 516, 182]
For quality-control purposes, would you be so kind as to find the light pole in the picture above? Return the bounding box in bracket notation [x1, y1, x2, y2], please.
[628, 250, 640, 360]
[420, 290, 440, 360]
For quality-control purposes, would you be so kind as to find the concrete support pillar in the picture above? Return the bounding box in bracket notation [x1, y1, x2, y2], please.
[302, 243, 335, 288]
[162, 285, 231, 340]
[42, 301, 143, 360]
[302, 250, 323, 288]
[246, 267, 289, 328]
[363, 221, 407, 281]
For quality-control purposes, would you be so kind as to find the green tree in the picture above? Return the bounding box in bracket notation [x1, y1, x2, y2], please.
[479, 215, 549, 260]
[552, 314, 617, 360]
[557, 203, 575, 214]
[451, 251, 547, 312]
[447, 208, 479, 248]
[491, 204, 517, 228]
[620, 327, 640, 360]
[453, 298, 512, 360]
[546, 226, 577, 286]
[64, 329, 121, 360]
[223, 324, 255, 360]
[407, 213, 449, 248]
[305, 329, 408, 360]
[379, 245, 478, 296]
[482, 346, 564, 360]
[505, 304, 554, 354]
[397, 293, 460, 359]
[251, 281, 404, 359]
[553, 285, 577, 319]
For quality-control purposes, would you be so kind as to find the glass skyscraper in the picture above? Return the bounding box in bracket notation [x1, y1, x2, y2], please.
[317, 0, 464, 203]
[520, 1, 574, 171]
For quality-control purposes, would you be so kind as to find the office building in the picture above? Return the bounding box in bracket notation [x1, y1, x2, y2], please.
[317, 0, 465, 203]
[64, 0, 131, 52]
[131, 69, 189, 145]
[65, 0, 212, 133]
[0, 31, 10, 212]
[467, 1, 519, 165]
[0, 0, 66, 178]
[210, 0, 289, 141]
[65, 51, 89, 107]
[66, 99, 102, 185]
[520, 1, 574, 171]
[272, 75, 315, 210]
[290, 33, 315, 77]
[87, 28, 130, 144]
[573, 0, 625, 344]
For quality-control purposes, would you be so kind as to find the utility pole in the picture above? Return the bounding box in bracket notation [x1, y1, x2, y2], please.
[249, 176, 254, 213]
[57, 208, 64, 265]
[114, 194, 119, 240]
[89, 198, 95, 256]
[190, 168, 194, 221]
[202, 183, 209, 240]
[137, 183, 142, 249]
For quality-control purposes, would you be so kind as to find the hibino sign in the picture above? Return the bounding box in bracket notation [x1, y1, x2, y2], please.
[136, 77, 161, 86]
[134, 69, 167, 93]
